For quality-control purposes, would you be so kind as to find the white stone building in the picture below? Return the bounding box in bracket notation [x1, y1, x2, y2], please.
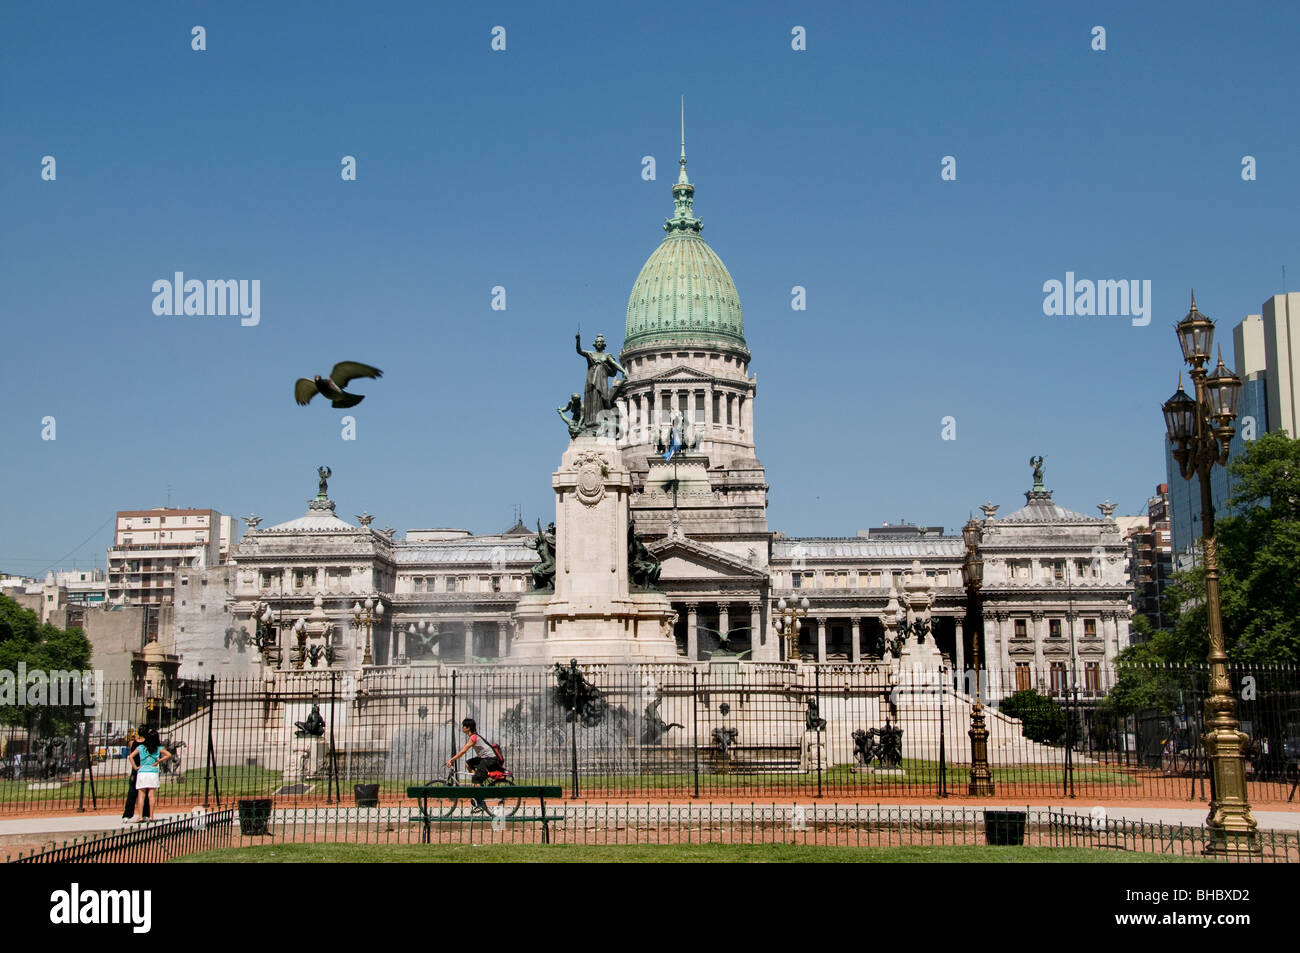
[203, 139, 1133, 703]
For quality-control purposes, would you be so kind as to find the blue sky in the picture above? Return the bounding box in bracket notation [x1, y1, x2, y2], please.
[2, 1, 1298, 574]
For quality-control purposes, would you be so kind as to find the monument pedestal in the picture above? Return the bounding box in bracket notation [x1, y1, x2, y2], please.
[510, 435, 681, 663]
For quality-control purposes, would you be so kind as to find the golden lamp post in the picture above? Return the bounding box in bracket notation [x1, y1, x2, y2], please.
[1160, 292, 1259, 856]
[773, 596, 810, 662]
[961, 516, 994, 797]
[352, 595, 385, 667]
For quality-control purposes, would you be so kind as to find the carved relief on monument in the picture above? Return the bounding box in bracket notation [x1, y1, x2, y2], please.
[574, 450, 611, 507]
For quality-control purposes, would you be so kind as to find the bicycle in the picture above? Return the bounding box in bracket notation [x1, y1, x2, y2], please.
[423, 766, 522, 817]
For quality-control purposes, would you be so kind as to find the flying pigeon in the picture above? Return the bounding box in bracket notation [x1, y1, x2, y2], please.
[295, 362, 383, 408]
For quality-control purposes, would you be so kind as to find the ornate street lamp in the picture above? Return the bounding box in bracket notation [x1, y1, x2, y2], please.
[249, 601, 279, 661]
[352, 595, 385, 666]
[961, 516, 994, 797]
[405, 620, 438, 662]
[1161, 293, 1257, 856]
[293, 617, 307, 670]
[773, 596, 810, 662]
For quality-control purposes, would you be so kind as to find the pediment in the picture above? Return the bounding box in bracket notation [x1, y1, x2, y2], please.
[636, 365, 712, 383]
[648, 537, 767, 580]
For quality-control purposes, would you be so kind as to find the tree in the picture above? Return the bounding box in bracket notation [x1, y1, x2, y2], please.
[1216, 431, 1300, 663]
[998, 689, 1066, 744]
[0, 593, 93, 735]
[1132, 431, 1300, 666]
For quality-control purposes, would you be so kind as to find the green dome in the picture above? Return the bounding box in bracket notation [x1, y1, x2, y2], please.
[623, 140, 746, 351]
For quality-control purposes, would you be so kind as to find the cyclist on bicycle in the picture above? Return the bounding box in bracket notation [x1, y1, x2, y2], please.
[446, 718, 502, 813]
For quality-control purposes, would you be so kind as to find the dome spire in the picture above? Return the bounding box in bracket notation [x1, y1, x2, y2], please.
[665, 96, 702, 233]
[678, 95, 690, 185]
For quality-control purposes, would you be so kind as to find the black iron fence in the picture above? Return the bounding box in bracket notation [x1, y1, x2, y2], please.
[56, 804, 1300, 863]
[6, 809, 234, 862]
[1, 662, 1296, 814]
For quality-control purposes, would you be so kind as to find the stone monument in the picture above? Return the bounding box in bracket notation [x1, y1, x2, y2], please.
[510, 334, 680, 662]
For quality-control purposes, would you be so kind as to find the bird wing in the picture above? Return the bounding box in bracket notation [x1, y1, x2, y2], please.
[330, 362, 383, 387]
[294, 379, 318, 405]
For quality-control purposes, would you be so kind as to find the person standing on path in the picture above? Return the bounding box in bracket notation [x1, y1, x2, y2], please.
[121, 726, 145, 823]
[128, 727, 172, 822]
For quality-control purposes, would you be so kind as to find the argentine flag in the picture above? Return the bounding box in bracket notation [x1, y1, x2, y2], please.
[662, 425, 682, 461]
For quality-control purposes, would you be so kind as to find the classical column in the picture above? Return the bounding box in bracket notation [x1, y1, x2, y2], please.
[463, 622, 474, 664]
[718, 603, 730, 642]
[954, 619, 965, 690]
[398, 624, 407, 663]
[750, 602, 763, 659]
[816, 616, 827, 663]
[992, 611, 1009, 701]
[497, 620, 508, 659]
[1032, 610, 1046, 684]
[850, 617, 861, 663]
[704, 385, 714, 436]
[686, 603, 699, 661]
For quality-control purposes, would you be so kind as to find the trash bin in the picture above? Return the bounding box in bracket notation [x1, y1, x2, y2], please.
[354, 783, 380, 808]
[238, 798, 273, 836]
[984, 810, 1026, 846]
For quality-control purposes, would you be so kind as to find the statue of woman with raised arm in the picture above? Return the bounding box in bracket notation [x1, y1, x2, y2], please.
[575, 333, 627, 429]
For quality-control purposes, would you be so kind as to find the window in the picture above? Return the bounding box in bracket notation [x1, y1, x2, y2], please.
[1015, 663, 1031, 692]
[1053, 562, 1065, 580]
[712, 393, 720, 424]
[447, 577, 456, 593]
[1085, 661, 1101, 692]
[413, 577, 425, 593]
[143, 518, 151, 524]
[492, 576, 502, 593]
[1050, 662, 1068, 695]
[791, 572, 802, 589]
[1014, 618, 1028, 638]
[1049, 619, 1062, 638]
[1084, 618, 1097, 638]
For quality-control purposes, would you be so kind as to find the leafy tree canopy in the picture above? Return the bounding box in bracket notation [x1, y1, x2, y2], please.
[1127, 431, 1300, 666]
[0, 593, 94, 732]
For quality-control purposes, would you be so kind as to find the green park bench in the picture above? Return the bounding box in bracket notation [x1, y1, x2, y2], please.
[406, 785, 565, 844]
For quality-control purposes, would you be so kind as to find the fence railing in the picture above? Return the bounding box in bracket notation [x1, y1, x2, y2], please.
[26, 804, 1288, 863]
[6, 809, 234, 863]
[1, 663, 1296, 814]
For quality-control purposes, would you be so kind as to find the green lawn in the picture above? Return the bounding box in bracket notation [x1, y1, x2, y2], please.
[174, 843, 1207, 863]
[0, 766, 286, 805]
[0, 756, 1145, 807]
